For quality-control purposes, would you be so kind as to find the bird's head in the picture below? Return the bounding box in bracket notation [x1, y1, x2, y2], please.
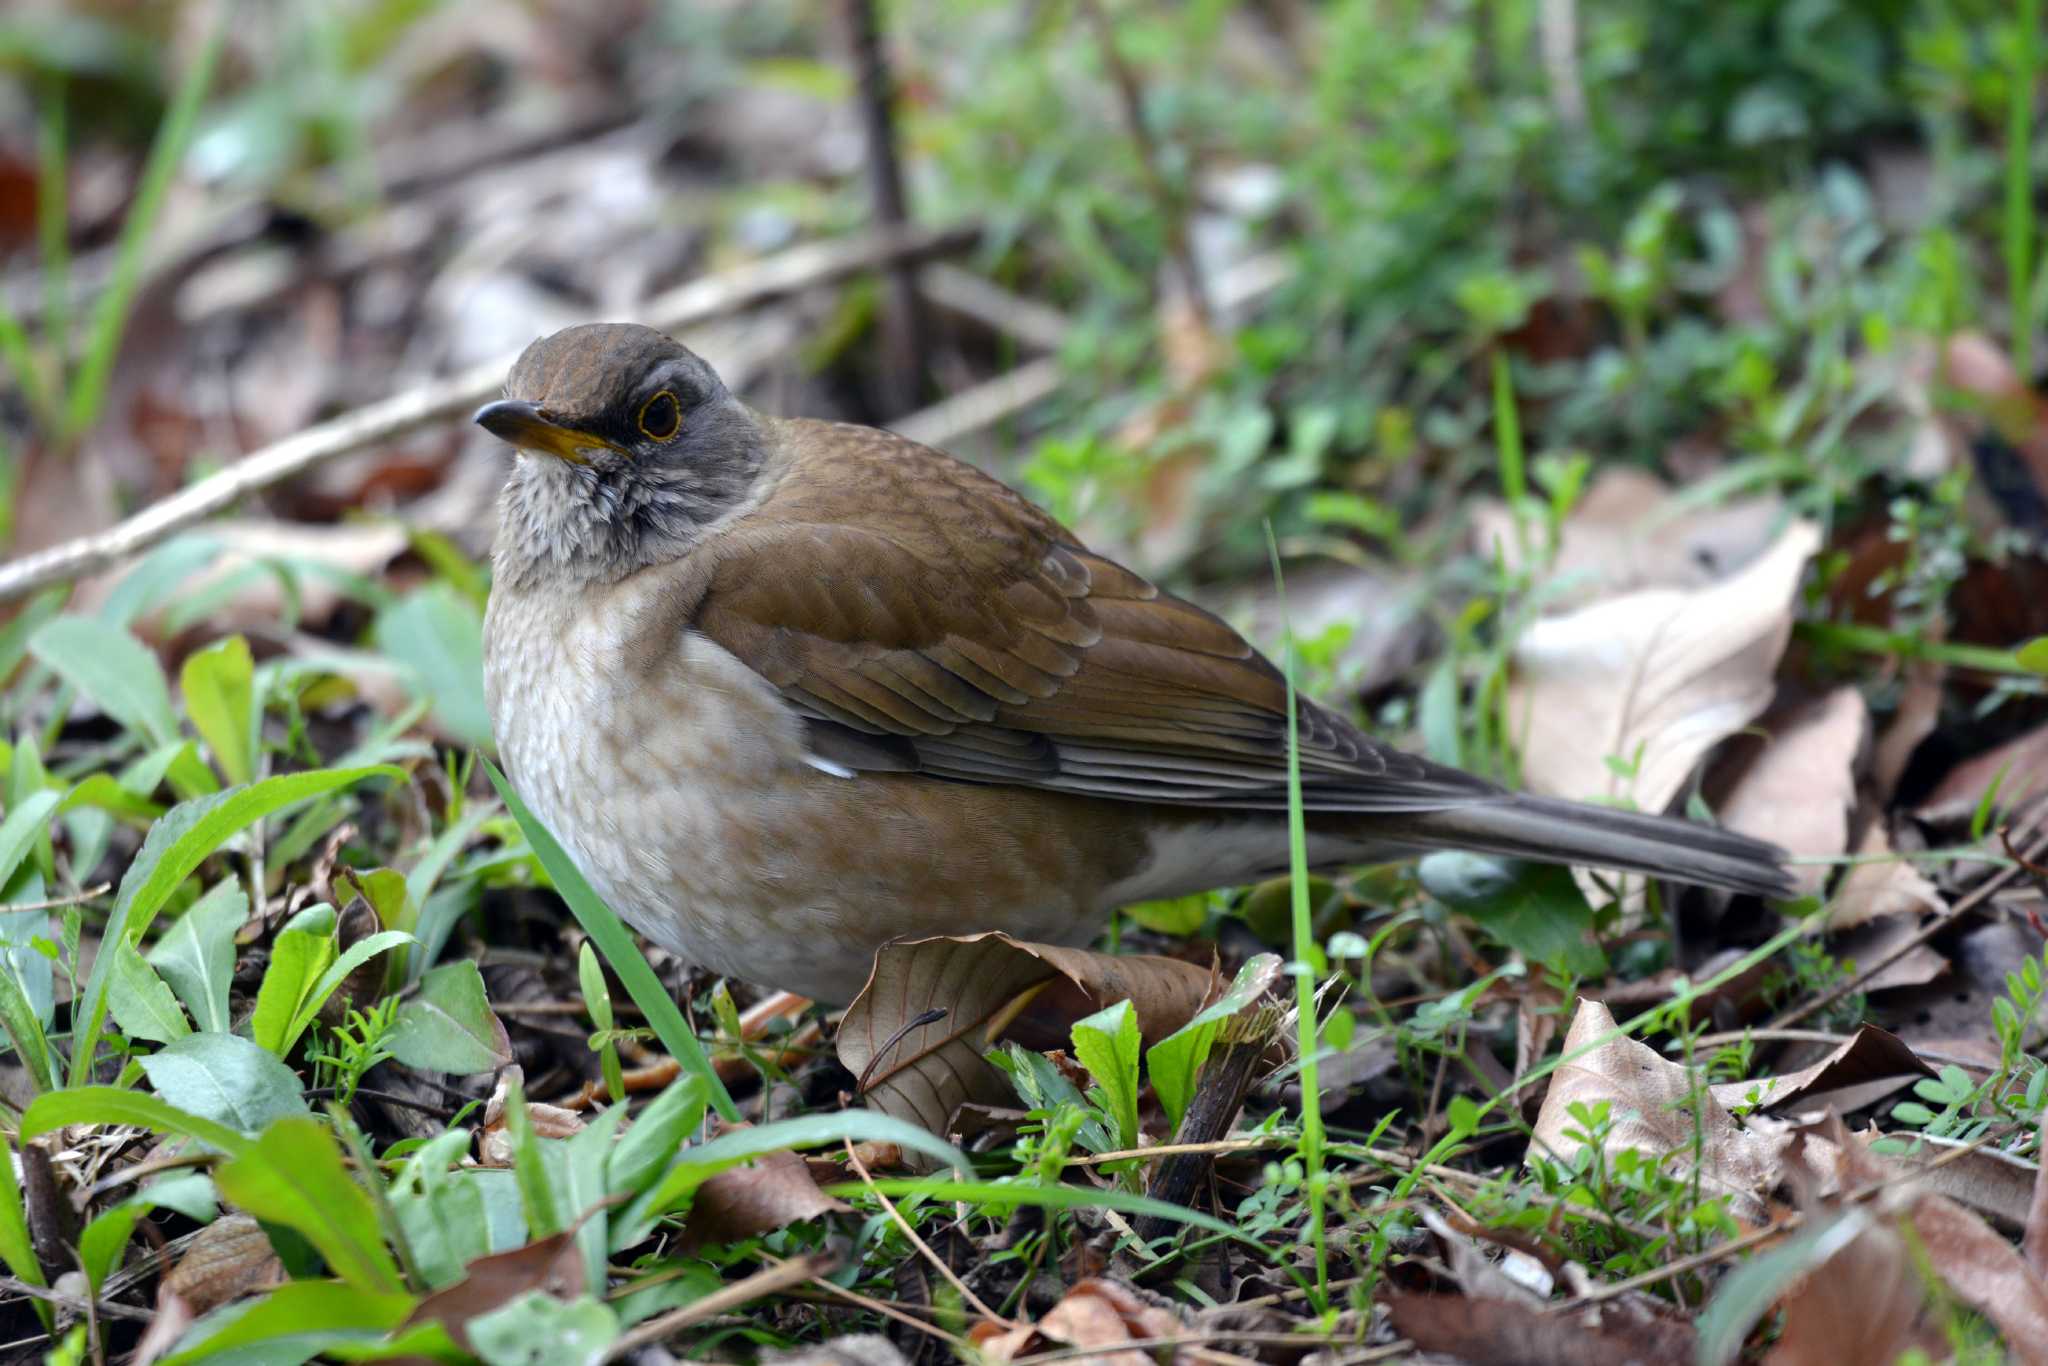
[476, 322, 766, 586]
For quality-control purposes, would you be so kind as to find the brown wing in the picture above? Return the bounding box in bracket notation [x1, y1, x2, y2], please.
[694, 419, 1497, 811]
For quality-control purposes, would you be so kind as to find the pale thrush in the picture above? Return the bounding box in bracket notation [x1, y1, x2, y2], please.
[477, 323, 1790, 1003]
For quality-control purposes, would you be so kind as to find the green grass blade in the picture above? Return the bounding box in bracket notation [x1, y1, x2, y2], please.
[62, 8, 227, 440]
[485, 759, 739, 1122]
[2008, 0, 2040, 378]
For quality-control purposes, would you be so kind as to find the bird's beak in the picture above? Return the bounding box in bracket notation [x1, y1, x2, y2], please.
[472, 400, 621, 465]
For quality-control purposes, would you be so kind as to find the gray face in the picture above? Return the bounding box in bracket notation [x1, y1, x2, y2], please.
[477, 323, 766, 587]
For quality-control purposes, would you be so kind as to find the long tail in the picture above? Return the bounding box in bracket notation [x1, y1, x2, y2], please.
[1375, 794, 1793, 898]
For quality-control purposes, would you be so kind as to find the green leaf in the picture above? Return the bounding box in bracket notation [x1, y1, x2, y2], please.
[137, 1032, 310, 1133]
[1147, 953, 1281, 1131]
[212, 1116, 404, 1295]
[69, 765, 402, 1085]
[252, 925, 333, 1055]
[0, 588, 64, 683]
[486, 760, 737, 1121]
[21, 1087, 249, 1155]
[291, 929, 411, 1047]
[2017, 635, 2048, 676]
[77, 1200, 144, 1295]
[1418, 852, 1608, 978]
[0, 942, 55, 1091]
[0, 1134, 50, 1329]
[825, 1176, 1241, 1239]
[148, 879, 247, 1034]
[387, 959, 511, 1074]
[108, 942, 191, 1043]
[0, 789, 59, 894]
[29, 615, 178, 746]
[376, 585, 492, 751]
[631, 1111, 968, 1228]
[604, 1075, 707, 1203]
[1070, 999, 1142, 1151]
[469, 1292, 618, 1366]
[157, 1278, 416, 1366]
[181, 635, 257, 785]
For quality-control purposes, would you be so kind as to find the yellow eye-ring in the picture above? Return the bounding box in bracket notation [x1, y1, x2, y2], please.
[637, 390, 682, 441]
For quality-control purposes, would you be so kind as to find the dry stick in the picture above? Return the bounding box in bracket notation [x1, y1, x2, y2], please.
[1770, 826, 2048, 1032]
[0, 222, 979, 605]
[1076, 0, 1211, 326]
[842, 1138, 1014, 1328]
[769, 1254, 970, 1350]
[603, 1251, 837, 1360]
[842, 0, 928, 417]
[1135, 1021, 1274, 1242]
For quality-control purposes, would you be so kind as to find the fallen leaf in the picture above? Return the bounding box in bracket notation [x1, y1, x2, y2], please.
[838, 932, 1219, 1141]
[971, 1278, 1191, 1366]
[1387, 1291, 1694, 1366]
[1712, 688, 1868, 899]
[679, 1145, 849, 1252]
[762, 1337, 911, 1366]
[1528, 999, 1780, 1217]
[132, 1214, 286, 1365]
[1762, 1212, 1925, 1366]
[1473, 466, 1786, 609]
[1707, 1024, 1933, 1119]
[1911, 1191, 2048, 1364]
[404, 1231, 583, 1353]
[1828, 823, 1945, 931]
[1915, 720, 2048, 828]
[1509, 521, 1821, 813]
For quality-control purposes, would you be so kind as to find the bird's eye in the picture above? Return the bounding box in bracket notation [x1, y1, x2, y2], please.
[637, 390, 682, 441]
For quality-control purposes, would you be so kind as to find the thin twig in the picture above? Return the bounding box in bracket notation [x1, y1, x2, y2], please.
[1771, 827, 2048, 1031]
[0, 222, 979, 604]
[603, 1251, 837, 1360]
[843, 1138, 1013, 1327]
[767, 1252, 971, 1349]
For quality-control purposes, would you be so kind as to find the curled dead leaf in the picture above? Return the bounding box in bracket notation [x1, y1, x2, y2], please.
[679, 1143, 850, 1252]
[1528, 999, 1780, 1218]
[1712, 688, 1867, 900]
[971, 1277, 1192, 1366]
[837, 932, 1220, 1145]
[1509, 521, 1820, 814]
[404, 1231, 583, 1353]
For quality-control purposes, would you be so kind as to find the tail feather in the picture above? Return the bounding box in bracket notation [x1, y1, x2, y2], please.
[1379, 794, 1793, 898]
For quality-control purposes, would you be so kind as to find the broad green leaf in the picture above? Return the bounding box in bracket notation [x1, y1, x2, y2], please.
[2018, 635, 2048, 675]
[180, 636, 256, 784]
[375, 585, 491, 751]
[69, 765, 402, 1085]
[469, 1292, 618, 1366]
[107, 942, 191, 1043]
[1418, 852, 1608, 978]
[0, 1133, 50, 1328]
[252, 925, 333, 1055]
[137, 1032, 310, 1133]
[157, 1277, 416, 1366]
[387, 958, 510, 1074]
[561, 1106, 626, 1294]
[0, 587, 64, 682]
[56, 773, 163, 821]
[148, 879, 247, 1034]
[21, 1087, 248, 1155]
[8, 734, 55, 883]
[394, 1171, 491, 1290]
[604, 1075, 707, 1203]
[78, 1200, 144, 1295]
[288, 929, 412, 1051]
[486, 760, 736, 1121]
[0, 789, 59, 895]
[29, 614, 178, 746]
[1147, 953, 1282, 1131]
[212, 1116, 403, 1295]
[1070, 999, 1142, 1152]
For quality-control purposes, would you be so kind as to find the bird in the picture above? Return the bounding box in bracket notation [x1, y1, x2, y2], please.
[476, 322, 1790, 1004]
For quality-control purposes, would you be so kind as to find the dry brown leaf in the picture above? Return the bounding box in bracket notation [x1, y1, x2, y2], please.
[1763, 1213, 1924, 1366]
[1473, 466, 1785, 609]
[1528, 999, 1779, 1216]
[1915, 720, 2048, 827]
[403, 1231, 583, 1353]
[1386, 1291, 1695, 1365]
[838, 932, 1220, 1141]
[132, 1215, 286, 1366]
[1707, 1024, 1933, 1119]
[479, 1067, 583, 1166]
[1509, 521, 1820, 812]
[1714, 688, 1868, 899]
[971, 1278, 1191, 1366]
[679, 1145, 850, 1252]
[1911, 1193, 2048, 1365]
[1828, 823, 1945, 932]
